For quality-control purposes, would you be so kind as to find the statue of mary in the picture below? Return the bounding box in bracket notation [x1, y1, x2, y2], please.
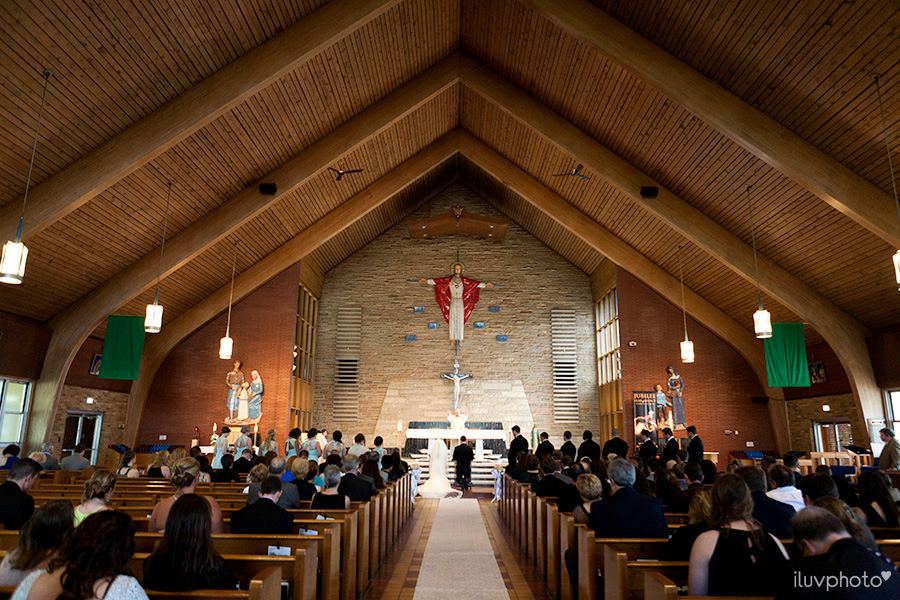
[417, 439, 462, 499]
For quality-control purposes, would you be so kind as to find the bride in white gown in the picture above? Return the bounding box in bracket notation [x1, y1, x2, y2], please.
[417, 439, 462, 498]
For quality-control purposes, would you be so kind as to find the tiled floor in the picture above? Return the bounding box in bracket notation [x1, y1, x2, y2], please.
[364, 491, 551, 600]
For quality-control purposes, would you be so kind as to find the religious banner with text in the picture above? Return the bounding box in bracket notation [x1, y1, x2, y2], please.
[632, 391, 659, 445]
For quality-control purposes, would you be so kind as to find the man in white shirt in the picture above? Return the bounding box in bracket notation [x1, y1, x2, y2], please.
[766, 464, 805, 511]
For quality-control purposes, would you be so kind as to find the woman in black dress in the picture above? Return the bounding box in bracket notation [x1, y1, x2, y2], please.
[310, 465, 350, 511]
[143, 494, 238, 591]
[854, 471, 900, 528]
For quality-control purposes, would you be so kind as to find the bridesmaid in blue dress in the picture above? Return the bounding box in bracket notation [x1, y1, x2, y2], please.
[212, 426, 230, 469]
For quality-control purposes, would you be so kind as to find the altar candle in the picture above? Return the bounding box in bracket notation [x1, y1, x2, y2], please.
[254, 422, 258, 433]
[213, 422, 217, 433]
[398, 419, 402, 431]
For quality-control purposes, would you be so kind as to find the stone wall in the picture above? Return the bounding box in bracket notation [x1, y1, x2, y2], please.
[313, 183, 599, 448]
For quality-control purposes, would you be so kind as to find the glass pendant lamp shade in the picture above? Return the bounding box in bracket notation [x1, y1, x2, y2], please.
[753, 307, 772, 338]
[219, 336, 233, 360]
[680, 339, 695, 363]
[894, 249, 900, 289]
[144, 303, 163, 333]
[0, 241, 27, 284]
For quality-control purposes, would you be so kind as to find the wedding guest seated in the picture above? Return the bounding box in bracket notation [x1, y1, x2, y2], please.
[813, 464, 859, 507]
[59, 444, 91, 471]
[783, 454, 805, 487]
[324, 453, 343, 468]
[292, 459, 318, 500]
[144, 494, 238, 591]
[242, 463, 268, 493]
[149, 458, 224, 533]
[233, 448, 254, 473]
[776, 506, 900, 599]
[587, 459, 668, 538]
[196, 455, 213, 483]
[798, 472, 839, 506]
[735, 465, 794, 540]
[812, 496, 879, 552]
[701, 459, 719, 484]
[361, 457, 386, 491]
[760, 456, 778, 483]
[506, 452, 527, 479]
[531, 455, 572, 498]
[27, 452, 46, 470]
[661, 488, 712, 561]
[726, 459, 745, 474]
[210, 454, 239, 483]
[654, 467, 681, 507]
[518, 454, 541, 484]
[115, 451, 141, 478]
[571, 474, 603, 524]
[338, 455, 375, 502]
[387, 451, 407, 482]
[556, 462, 587, 513]
[767, 464, 805, 511]
[231, 477, 293, 535]
[1, 444, 21, 469]
[311, 465, 350, 510]
[283, 456, 298, 482]
[73, 469, 115, 526]
[854, 470, 900, 528]
[672, 462, 688, 489]
[169, 447, 187, 468]
[146, 450, 171, 478]
[688, 474, 788, 597]
[0, 458, 40, 529]
[12, 511, 146, 600]
[308, 460, 324, 489]
[247, 456, 300, 509]
[670, 462, 705, 512]
[675, 449, 688, 464]
[0, 500, 73, 587]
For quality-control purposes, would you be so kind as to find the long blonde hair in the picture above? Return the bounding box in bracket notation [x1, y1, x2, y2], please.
[263, 429, 276, 444]
[150, 450, 170, 470]
[170, 447, 187, 467]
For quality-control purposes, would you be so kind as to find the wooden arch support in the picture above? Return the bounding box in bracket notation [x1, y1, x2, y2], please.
[123, 133, 459, 445]
[458, 132, 789, 452]
[0, 0, 402, 242]
[23, 58, 460, 451]
[459, 55, 883, 429]
[520, 0, 900, 248]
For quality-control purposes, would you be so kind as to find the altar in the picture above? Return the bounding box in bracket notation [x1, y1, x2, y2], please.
[405, 428, 506, 461]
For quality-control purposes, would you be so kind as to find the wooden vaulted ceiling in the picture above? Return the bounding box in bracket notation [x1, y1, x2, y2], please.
[2, 0, 900, 352]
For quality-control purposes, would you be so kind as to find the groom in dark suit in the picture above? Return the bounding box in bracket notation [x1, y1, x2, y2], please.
[453, 436, 475, 491]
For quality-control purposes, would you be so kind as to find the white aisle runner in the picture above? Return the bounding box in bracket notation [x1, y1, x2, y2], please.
[414, 498, 508, 599]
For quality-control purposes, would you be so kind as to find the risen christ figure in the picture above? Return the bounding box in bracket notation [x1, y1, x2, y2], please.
[419, 262, 493, 341]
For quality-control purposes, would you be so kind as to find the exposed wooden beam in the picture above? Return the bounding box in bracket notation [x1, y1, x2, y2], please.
[460, 55, 884, 430]
[123, 132, 460, 445]
[458, 132, 790, 452]
[23, 57, 460, 451]
[0, 0, 402, 241]
[520, 0, 900, 248]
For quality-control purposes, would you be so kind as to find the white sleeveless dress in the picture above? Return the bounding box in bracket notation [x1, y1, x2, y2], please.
[417, 439, 462, 498]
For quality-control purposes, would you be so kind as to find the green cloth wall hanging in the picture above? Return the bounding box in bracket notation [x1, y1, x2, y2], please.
[98, 315, 145, 380]
[763, 322, 810, 387]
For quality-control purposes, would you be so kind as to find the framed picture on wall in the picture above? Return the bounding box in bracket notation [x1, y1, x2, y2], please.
[90, 354, 102, 376]
[808, 362, 826, 384]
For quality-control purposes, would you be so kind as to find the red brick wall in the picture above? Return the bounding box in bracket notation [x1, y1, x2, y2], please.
[138, 264, 300, 448]
[783, 341, 851, 400]
[65, 336, 133, 393]
[867, 324, 900, 390]
[0, 311, 51, 380]
[617, 269, 776, 467]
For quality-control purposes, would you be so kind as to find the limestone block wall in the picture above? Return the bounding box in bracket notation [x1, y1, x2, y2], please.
[313, 183, 599, 448]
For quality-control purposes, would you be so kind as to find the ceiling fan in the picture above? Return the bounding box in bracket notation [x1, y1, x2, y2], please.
[328, 166, 363, 181]
[552, 164, 589, 180]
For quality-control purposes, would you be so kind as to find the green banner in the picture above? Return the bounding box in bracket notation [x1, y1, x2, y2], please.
[764, 322, 810, 387]
[99, 315, 145, 380]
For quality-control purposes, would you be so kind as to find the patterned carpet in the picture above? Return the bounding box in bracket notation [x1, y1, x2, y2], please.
[413, 498, 508, 599]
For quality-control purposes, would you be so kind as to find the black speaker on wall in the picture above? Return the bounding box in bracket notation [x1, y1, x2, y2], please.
[640, 186, 659, 198]
[750, 396, 770, 405]
[259, 183, 277, 195]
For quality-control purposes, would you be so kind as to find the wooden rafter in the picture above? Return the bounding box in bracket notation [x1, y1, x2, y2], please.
[122, 132, 460, 446]
[0, 0, 402, 242]
[458, 54, 882, 423]
[23, 57, 460, 450]
[520, 0, 900, 248]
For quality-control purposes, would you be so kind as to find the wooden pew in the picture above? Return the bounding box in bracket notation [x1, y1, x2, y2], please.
[575, 525, 670, 600]
[559, 514, 575, 600]
[603, 545, 688, 600]
[644, 571, 773, 600]
[145, 566, 281, 600]
[545, 500, 560, 597]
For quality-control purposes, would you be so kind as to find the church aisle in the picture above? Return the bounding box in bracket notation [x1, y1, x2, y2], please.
[413, 499, 507, 599]
[364, 495, 550, 599]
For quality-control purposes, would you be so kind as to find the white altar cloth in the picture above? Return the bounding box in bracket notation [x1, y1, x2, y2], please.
[405, 428, 505, 461]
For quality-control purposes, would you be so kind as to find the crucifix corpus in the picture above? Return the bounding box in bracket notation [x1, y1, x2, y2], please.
[441, 359, 471, 411]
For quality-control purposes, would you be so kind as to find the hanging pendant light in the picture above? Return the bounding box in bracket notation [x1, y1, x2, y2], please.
[746, 186, 772, 338]
[874, 75, 900, 290]
[677, 244, 695, 363]
[219, 242, 239, 359]
[145, 180, 173, 333]
[1, 70, 51, 285]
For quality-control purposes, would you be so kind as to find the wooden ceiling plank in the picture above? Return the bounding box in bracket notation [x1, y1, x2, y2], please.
[121, 132, 460, 446]
[519, 0, 900, 246]
[0, 0, 403, 242]
[460, 53, 882, 422]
